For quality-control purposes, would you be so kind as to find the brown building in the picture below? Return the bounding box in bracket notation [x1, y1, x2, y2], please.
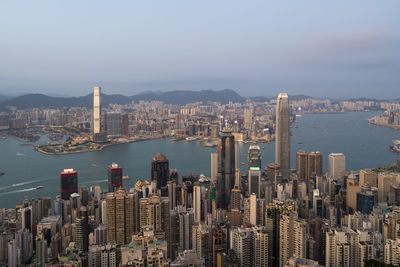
[121, 114, 129, 137]
[296, 151, 323, 183]
[106, 188, 137, 244]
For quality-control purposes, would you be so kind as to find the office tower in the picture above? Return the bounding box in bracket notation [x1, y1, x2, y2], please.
[108, 163, 122, 192]
[359, 169, 377, 187]
[296, 150, 323, 184]
[76, 207, 89, 252]
[296, 151, 308, 180]
[217, 129, 235, 209]
[378, 172, 400, 203]
[248, 145, 261, 169]
[60, 168, 78, 201]
[106, 188, 136, 244]
[121, 113, 129, 137]
[80, 186, 88, 206]
[328, 153, 346, 181]
[93, 86, 101, 135]
[308, 151, 323, 177]
[193, 184, 201, 222]
[230, 227, 253, 267]
[275, 93, 290, 179]
[266, 163, 281, 193]
[231, 186, 241, 210]
[265, 203, 280, 267]
[356, 184, 375, 214]
[248, 167, 261, 197]
[151, 152, 170, 189]
[244, 107, 253, 130]
[235, 142, 240, 186]
[211, 152, 218, 182]
[106, 112, 122, 138]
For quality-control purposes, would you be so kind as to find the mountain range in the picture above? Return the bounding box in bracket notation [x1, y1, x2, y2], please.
[0, 89, 315, 110]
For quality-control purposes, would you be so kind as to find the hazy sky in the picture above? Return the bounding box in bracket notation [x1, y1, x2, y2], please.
[0, 1, 399, 98]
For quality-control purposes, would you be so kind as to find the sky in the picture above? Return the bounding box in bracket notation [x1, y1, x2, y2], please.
[0, 1, 399, 98]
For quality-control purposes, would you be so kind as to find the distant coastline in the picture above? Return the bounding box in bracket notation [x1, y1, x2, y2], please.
[368, 119, 400, 130]
[34, 134, 167, 155]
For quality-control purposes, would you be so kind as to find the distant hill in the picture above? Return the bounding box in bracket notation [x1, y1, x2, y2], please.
[0, 95, 10, 103]
[134, 89, 245, 104]
[0, 89, 245, 109]
[249, 94, 312, 102]
[0, 93, 132, 110]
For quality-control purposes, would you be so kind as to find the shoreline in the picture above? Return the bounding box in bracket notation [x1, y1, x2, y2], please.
[368, 120, 400, 130]
[34, 135, 167, 155]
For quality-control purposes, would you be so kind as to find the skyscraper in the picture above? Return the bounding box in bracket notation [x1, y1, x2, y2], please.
[275, 93, 290, 179]
[60, 168, 78, 200]
[211, 152, 218, 182]
[248, 167, 261, 197]
[106, 112, 122, 138]
[296, 150, 323, 183]
[248, 145, 261, 169]
[328, 153, 346, 182]
[107, 163, 123, 192]
[193, 183, 201, 222]
[106, 188, 136, 244]
[151, 153, 170, 189]
[121, 113, 129, 137]
[217, 129, 235, 209]
[244, 107, 253, 130]
[93, 86, 101, 135]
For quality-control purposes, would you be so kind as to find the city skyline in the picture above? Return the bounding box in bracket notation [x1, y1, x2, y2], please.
[1, 1, 400, 98]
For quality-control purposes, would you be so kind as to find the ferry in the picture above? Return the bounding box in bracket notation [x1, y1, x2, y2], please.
[36, 185, 44, 190]
[205, 141, 217, 148]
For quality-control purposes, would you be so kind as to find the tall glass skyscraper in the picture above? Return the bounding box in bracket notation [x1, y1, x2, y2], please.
[217, 129, 235, 209]
[275, 93, 290, 179]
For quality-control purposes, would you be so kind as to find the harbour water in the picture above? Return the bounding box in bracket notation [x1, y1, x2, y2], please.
[0, 111, 399, 208]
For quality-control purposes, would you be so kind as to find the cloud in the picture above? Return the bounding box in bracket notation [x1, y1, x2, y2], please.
[281, 29, 400, 71]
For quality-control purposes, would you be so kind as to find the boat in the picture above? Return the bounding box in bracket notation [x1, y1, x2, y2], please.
[36, 185, 44, 189]
[241, 162, 245, 165]
[298, 142, 303, 144]
[122, 175, 130, 180]
[185, 136, 199, 141]
[389, 140, 400, 152]
[205, 141, 217, 148]
[0, 172, 4, 176]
